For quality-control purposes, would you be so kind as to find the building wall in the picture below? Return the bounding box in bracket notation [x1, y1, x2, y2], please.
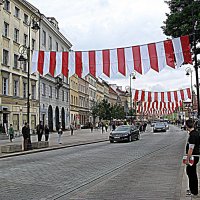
[39, 15, 72, 131]
[70, 74, 79, 125]
[0, 0, 40, 133]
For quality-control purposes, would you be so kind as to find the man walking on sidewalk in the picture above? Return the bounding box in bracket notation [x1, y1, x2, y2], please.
[185, 119, 199, 198]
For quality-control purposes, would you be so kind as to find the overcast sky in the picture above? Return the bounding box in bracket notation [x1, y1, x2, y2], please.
[31, 0, 194, 92]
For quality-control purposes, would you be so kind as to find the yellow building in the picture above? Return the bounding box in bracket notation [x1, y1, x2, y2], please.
[0, 0, 40, 133]
[96, 80, 104, 102]
[69, 74, 79, 126]
[78, 77, 89, 125]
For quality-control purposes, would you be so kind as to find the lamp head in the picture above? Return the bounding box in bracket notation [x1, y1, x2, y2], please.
[18, 55, 27, 62]
[186, 71, 190, 76]
[31, 22, 40, 31]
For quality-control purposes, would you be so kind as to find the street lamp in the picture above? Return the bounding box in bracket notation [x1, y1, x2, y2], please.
[129, 72, 136, 124]
[185, 67, 193, 113]
[18, 13, 40, 125]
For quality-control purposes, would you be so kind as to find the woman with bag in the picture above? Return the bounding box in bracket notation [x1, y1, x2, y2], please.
[8, 124, 14, 142]
[58, 122, 63, 144]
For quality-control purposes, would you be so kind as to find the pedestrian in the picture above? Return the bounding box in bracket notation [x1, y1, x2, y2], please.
[44, 124, 50, 141]
[90, 123, 93, 132]
[70, 123, 74, 136]
[101, 123, 104, 134]
[36, 121, 43, 141]
[8, 124, 14, 142]
[112, 122, 116, 131]
[143, 122, 147, 132]
[58, 122, 63, 144]
[22, 123, 31, 151]
[105, 123, 108, 132]
[185, 119, 199, 197]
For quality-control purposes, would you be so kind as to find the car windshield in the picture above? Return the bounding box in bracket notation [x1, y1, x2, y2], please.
[115, 126, 130, 131]
[155, 123, 165, 127]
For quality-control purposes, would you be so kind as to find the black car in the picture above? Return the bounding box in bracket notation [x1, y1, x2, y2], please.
[109, 125, 140, 143]
[153, 122, 166, 132]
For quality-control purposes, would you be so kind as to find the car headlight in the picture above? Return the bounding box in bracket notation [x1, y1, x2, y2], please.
[123, 134, 128, 137]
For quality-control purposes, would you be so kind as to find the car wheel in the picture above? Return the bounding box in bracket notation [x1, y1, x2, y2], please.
[110, 140, 114, 143]
[128, 135, 132, 142]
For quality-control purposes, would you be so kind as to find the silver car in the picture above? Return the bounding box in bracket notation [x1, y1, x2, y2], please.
[153, 122, 166, 132]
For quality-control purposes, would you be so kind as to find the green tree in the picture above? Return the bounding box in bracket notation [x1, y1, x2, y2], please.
[98, 99, 111, 120]
[91, 101, 100, 124]
[162, 0, 200, 51]
[110, 104, 125, 120]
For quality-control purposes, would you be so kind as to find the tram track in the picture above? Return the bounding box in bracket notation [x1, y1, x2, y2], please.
[46, 137, 186, 200]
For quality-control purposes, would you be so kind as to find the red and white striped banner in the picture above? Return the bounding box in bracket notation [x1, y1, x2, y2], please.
[31, 35, 192, 78]
[132, 88, 191, 102]
[137, 101, 183, 113]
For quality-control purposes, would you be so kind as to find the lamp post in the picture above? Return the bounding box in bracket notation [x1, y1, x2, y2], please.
[18, 13, 40, 125]
[185, 67, 193, 114]
[129, 72, 136, 124]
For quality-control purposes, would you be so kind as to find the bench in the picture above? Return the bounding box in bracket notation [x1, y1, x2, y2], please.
[1, 144, 22, 153]
[31, 141, 49, 149]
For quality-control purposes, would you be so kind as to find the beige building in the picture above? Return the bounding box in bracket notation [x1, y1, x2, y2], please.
[0, 0, 40, 133]
[109, 86, 121, 106]
[69, 74, 79, 125]
[85, 74, 97, 122]
[102, 80, 110, 102]
[78, 78, 89, 125]
[96, 80, 104, 102]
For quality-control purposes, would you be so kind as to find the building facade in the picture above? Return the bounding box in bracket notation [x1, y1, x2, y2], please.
[39, 16, 72, 131]
[85, 74, 97, 122]
[69, 74, 79, 126]
[78, 77, 89, 125]
[0, 0, 40, 133]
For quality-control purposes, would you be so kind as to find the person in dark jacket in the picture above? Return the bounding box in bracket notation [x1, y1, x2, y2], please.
[44, 125, 50, 141]
[36, 121, 43, 141]
[185, 119, 199, 197]
[22, 123, 31, 151]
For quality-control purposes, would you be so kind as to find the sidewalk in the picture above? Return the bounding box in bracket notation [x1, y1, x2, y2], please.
[0, 128, 110, 158]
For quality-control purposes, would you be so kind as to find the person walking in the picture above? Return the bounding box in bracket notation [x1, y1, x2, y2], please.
[70, 123, 74, 136]
[58, 122, 63, 144]
[36, 121, 43, 141]
[22, 123, 30, 151]
[44, 125, 50, 141]
[8, 124, 14, 142]
[90, 122, 93, 132]
[185, 119, 199, 197]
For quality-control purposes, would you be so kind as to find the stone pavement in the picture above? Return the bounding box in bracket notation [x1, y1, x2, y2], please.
[0, 126, 199, 200]
[0, 128, 110, 158]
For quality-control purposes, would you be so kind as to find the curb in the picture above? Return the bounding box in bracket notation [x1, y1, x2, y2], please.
[0, 139, 108, 159]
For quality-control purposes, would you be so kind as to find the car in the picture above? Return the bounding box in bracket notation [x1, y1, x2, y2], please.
[153, 122, 166, 132]
[109, 125, 140, 143]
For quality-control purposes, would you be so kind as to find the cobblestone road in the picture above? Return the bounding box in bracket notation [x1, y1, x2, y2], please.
[0, 125, 187, 200]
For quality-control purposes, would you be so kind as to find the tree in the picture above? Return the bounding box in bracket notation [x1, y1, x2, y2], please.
[110, 104, 125, 120]
[162, 1, 200, 52]
[91, 101, 100, 124]
[98, 99, 111, 120]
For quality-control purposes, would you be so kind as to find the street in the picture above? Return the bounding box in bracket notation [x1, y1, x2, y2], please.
[0, 125, 187, 200]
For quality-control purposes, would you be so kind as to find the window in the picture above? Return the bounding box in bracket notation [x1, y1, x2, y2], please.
[3, 49, 9, 65]
[55, 88, 59, 99]
[24, 34, 28, 46]
[56, 42, 58, 51]
[71, 95, 73, 104]
[14, 7, 20, 18]
[23, 82, 27, 98]
[13, 80, 19, 96]
[14, 28, 19, 43]
[14, 54, 18, 69]
[3, 22, 9, 37]
[24, 14, 28, 25]
[42, 30, 46, 46]
[32, 85, 36, 100]
[42, 83, 46, 96]
[48, 36, 52, 50]
[2, 77, 8, 95]
[66, 92, 69, 102]
[62, 90, 64, 101]
[49, 85, 52, 98]
[4, 0, 10, 12]
[32, 39, 35, 50]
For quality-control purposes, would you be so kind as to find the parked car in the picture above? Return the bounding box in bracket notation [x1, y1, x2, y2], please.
[153, 122, 166, 132]
[109, 125, 140, 143]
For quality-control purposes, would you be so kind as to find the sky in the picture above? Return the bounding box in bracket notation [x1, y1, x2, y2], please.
[30, 0, 194, 92]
